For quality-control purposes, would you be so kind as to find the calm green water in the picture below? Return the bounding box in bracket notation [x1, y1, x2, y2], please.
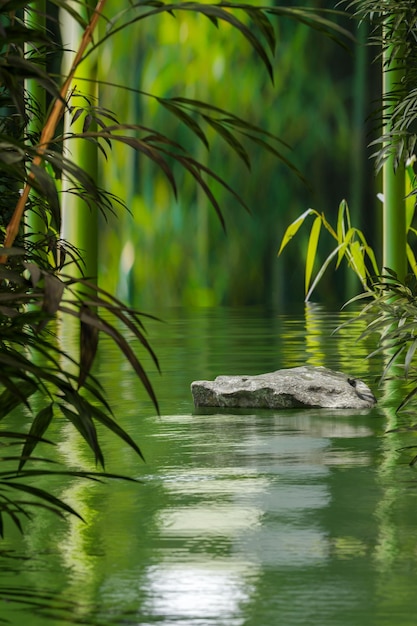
[2, 305, 417, 626]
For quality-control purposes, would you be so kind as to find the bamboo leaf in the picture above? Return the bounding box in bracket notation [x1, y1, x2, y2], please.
[0, 381, 37, 421]
[245, 7, 276, 54]
[348, 240, 367, 284]
[406, 243, 417, 277]
[77, 309, 160, 414]
[337, 199, 348, 244]
[305, 216, 322, 296]
[404, 338, 417, 378]
[278, 209, 317, 256]
[58, 404, 105, 468]
[202, 115, 250, 169]
[88, 404, 144, 461]
[305, 243, 345, 302]
[397, 384, 417, 413]
[336, 227, 355, 268]
[42, 273, 65, 316]
[157, 98, 209, 149]
[173, 153, 251, 216]
[0, 481, 84, 521]
[238, 131, 305, 183]
[19, 404, 54, 471]
[78, 305, 99, 389]
[175, 155, 225, 231]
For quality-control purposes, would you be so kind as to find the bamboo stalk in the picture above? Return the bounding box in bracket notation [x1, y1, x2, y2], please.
[0, 0, 107, 264]
[24, 2, 47, 247]
[61, 0, 99, 282]
[382, 18, 406, 279]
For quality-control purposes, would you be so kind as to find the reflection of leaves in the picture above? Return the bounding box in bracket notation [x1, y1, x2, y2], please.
[79, 305, 99, 389]
[0, 431, 142, 535]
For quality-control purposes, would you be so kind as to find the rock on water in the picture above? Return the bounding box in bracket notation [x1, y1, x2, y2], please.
[191, 365, 376, 410]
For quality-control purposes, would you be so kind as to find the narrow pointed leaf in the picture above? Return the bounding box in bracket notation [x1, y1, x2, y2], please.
[157, 98, 209, 148]
[88, 404, 145, 461]
[202, 115, 250, 169]
[305, 216, 322, 295]
[59, 404, 105, 468]
[306, 243, 345, 301]
[78, 305, 99, 389]
[278, 209, 317, 256]
[0, 481, 84, 520]
[19, 404, 54, 471]
[0, 381, 37, 421]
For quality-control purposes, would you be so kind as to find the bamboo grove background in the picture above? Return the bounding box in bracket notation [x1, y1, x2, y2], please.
[65, 0, 380, 308]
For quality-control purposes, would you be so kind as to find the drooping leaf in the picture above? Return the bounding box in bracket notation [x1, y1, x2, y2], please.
[0, 381, 37, 421]
[278, 209, 317, 256]
[78, 305, 99, 389]
[348, 240, 367, 284]
[42, 273, 65, 316]
[58, 404, 105, 468]
[305, 243, 345, 302]
[0, 481, 84, 521]
[19, 404, 54, 471]
[157, 98, 209, 149]
[404, 337, 417, 378]
[87, 403, 144, 462]
[76, 308, 160, 414]
[175, 155, 225, 232]
[305, 216, 322, 295]
[202, 115, 250, 169]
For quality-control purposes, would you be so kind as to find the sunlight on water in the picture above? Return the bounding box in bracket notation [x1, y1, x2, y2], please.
[3, 306, 417, 626]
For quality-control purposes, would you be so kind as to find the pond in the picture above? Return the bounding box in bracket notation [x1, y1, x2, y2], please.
[2, 304, 417, 626]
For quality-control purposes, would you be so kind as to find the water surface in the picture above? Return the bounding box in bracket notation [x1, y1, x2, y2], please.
[2, 305, 417, 626]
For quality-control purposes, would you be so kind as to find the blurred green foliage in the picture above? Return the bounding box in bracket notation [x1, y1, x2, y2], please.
[98, 0, 376, 308]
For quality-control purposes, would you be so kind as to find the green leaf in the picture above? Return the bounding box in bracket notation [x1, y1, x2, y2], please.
[405, 337, 417, 378]
[305, 216, 322, 296]
[336, 227, 355, 268]
[77, 307, 160, 414]
[278, 208, 317, 256]
[0, 380, 37, 421]
[406, 243, 417, 276]
[58, 404, 105, 468]
[202, 115, 250, 169]
[19, 404, 54, 471]
[88, 403, 144, 462]
[348, 240, 367, 284]
[78, 305, 99, 389]
[305, 243, 344, 302]
[0, 481, 84, 521]
[157, 98, 209, 149]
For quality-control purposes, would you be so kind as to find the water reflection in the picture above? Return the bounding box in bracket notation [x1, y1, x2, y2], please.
[143, 564, 254, 625]
[3, 307, 417, 626]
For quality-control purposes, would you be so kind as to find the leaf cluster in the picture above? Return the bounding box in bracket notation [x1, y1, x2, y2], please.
[0, 252, 159, 534]
[346, 0, 417, 169]
[278, 200, 379, 300]
[342, 270, 417, 412]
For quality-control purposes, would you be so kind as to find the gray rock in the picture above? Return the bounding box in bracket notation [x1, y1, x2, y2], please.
[191, 365, 376, 410]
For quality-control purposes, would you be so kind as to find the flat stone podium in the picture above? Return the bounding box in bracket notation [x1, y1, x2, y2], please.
[191, 365, 376, 410]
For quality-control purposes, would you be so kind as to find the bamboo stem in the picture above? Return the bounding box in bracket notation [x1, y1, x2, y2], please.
[25, 2, 47, 246]
[0, 0, 107, 264]
[61, 0, 99, 281]
[382, 19, 406, 279]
